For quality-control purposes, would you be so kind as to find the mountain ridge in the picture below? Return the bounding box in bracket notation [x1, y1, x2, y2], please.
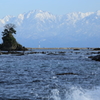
[0, 10, 100, 47]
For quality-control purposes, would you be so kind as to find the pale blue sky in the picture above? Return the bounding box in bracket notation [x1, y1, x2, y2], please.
[0, 0, 100, 18]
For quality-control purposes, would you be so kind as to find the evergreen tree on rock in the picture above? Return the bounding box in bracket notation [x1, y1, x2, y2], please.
[0, 23, 27, 51]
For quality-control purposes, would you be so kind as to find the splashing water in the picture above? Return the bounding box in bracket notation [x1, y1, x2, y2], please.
[51, 89, 61, 100]
[51, 86, 100, 100]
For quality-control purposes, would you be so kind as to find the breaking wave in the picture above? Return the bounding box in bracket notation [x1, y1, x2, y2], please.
[51, 86, 100, 100]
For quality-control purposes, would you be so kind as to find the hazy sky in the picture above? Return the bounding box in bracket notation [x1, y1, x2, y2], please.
[1, 0, 100, 18]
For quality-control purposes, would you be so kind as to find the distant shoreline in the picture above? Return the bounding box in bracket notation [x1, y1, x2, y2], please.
[0, 47, 99, 55]
[27, 47, 94, 50]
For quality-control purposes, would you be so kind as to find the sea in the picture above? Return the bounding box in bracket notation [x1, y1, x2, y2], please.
[0, 49, 100, 100]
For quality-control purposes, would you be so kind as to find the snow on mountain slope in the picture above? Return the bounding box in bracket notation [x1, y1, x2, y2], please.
[0, 10, 100, 47]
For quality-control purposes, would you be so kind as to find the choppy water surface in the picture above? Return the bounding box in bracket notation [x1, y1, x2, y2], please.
[0, 49, 100, 100]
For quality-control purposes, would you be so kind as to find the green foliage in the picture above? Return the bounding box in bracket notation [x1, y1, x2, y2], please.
[0, 23, 27, 51]
[2, 33, 17, 47]
[2, 23, 16, 37]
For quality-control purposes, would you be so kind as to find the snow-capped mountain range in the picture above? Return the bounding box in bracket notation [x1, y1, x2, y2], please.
[0, 10, 100, 47]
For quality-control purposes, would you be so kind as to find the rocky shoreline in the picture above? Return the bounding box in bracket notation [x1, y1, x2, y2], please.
[89, 55, 100, 61]
[0, 47, 100, 62]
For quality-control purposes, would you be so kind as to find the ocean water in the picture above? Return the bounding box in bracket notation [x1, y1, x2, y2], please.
[0, 49, 100, 100]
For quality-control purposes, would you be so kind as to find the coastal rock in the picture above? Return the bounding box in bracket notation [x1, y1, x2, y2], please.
[89, 55, 100, 61]
[0, 33, 27, 51]
[93, 48, 100, 50]
[56, 72, 79, 75]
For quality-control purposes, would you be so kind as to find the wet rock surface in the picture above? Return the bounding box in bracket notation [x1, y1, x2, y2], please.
[89, 55, 100, 61]
[0, 33, 27, 51]
[93, 48, 100, 50]
[56, 72, 79, 75]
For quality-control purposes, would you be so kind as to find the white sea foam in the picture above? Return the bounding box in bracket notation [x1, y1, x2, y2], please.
[51, 86, 100, 100]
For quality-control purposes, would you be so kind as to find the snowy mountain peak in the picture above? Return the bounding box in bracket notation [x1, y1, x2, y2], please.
[2, 15, 13, 24]
[24, 10, 46, 18]
[0, 10, 100, 47]
[96, 10, 100, 16]
[66, 12, 94, 21]
[26, 10, 55, 19]
[35, 12, 56, 20]
[18, 14, 24, 20]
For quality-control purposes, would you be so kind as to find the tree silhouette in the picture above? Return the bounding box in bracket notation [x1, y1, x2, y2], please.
[2, 23, 16, 37]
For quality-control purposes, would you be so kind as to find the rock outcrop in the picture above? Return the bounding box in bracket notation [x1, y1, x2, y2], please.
[0, 33, 27, 51]
[89, 55, 100, 61]
[93, 48, 100, 50]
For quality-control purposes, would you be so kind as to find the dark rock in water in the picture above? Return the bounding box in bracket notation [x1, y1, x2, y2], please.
[89, 55, 100, 61]
[73, 48, 80, 50]
[0, 33, 27, 51]
[56, 72, 79, 75]
[0, 23, 28, 51]
[58, 51, 66, 55]
[90, 52, 100, 54]
[93, 48, 100, 50]
[2, 98, 30, 100]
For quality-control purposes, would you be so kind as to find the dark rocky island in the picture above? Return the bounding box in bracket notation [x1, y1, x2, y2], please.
[0, 23, 27, 51]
